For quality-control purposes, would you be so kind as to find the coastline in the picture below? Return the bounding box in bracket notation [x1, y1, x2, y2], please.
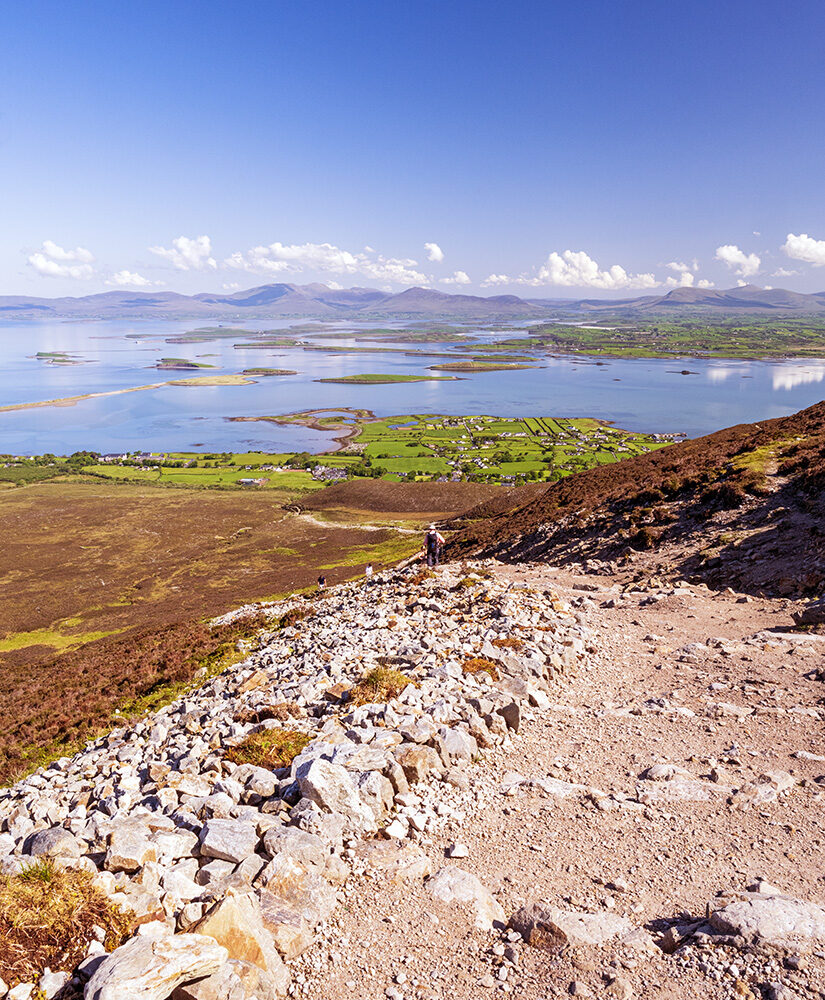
[0, 374, 254, 414]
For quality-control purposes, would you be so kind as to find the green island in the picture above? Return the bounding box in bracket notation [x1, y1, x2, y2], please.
[490, 317, 825, 359]
[314, 373, 459, 385]
[34, 351, 84, 365]
[154, 357, 216, 370]
[428, 360, 537, 372]
[242, 368, 298, 376]
[0, 410, 676, 491]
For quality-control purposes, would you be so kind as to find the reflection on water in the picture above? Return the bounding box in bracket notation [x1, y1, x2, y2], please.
[771, 363, 825, 391]
[0, 319, 824, 453]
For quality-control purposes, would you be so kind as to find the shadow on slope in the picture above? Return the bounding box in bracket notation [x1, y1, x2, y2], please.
[448, 401, 825, 598]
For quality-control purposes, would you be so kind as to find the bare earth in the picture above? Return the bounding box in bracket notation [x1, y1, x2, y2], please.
[294, 563, 825, 1000]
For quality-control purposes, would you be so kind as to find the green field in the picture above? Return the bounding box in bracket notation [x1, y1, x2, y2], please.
[0, 412, 671, 491]
[490, 317, 825, 359]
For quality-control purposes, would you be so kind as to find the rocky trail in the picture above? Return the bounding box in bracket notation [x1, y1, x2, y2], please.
[1, 560, 824, 1000]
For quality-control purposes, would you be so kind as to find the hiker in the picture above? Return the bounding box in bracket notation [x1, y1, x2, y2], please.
[423, 524, 445, 568]
[317, 574, 326, 590]
[365, 563, 374, 579]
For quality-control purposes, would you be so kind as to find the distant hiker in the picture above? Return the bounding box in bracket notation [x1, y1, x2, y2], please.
[317, 574, 326, 590]
[424, 524, 445, 568]
[365, 563, 374, 579]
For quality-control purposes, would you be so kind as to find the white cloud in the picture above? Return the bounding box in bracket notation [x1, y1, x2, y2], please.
[782, 232, 825, 267]
[105, 270, 155, 288]
[516, 250, 658, 290]
[772, 267, 798, 278]
[440, 270, 471, 285]
[425, 242, 444, 263]
[27, 240, 95, 279]
[481, 273, 512, 287]
[149, 235, 217, 270]
[663, 260, 714, 289]
[715, 244, 760, 278]
[222, 282, 242, 291]
[666, 260, 698, 274]
[225, 241, 429, 285]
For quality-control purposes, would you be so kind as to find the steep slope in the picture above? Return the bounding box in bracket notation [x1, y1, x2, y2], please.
[449, 400, 825, 597]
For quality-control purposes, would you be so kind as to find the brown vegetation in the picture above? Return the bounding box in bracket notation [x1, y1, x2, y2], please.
[224, 728, 311, 770]
[449, 400, 825, 597]
[462, 656, 500, 680]
[350, 666, 413, 705]
[0, 612, 265, 784]
[0, 859, 132, 987]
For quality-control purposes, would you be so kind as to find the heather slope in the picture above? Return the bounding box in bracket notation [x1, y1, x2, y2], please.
[449, 400, 825, 597]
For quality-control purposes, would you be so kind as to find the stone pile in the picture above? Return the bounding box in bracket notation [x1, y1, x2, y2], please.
[0, 562, 587, 999]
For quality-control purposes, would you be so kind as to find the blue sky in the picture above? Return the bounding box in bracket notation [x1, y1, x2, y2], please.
[2, 0, 824, 297]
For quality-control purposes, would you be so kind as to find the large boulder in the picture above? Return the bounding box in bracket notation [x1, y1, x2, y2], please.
[192, 893, 290, 995]
[510, 904, 635, 950]
[793, 598, 825, 626]
[427, 866, 504, 931]
[259, 892, 315, 959]
[709, 894, 825, 953]
[199, 819, 259, 864]
[394, 744, 442, 783]
[256, 854, 337, 926]
[26, 827, 81, 859]
[295, 759, 377, 834]
[262, 826, 326, 872]
[85, 933, 227, 1000]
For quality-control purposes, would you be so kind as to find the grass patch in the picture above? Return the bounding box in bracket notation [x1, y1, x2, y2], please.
[0, 626, 118, 655]
[0, 859, 132, 987]
[350, 666, 413, 705]
[225, 727, 311, 770]
[463, 656, 500, 680]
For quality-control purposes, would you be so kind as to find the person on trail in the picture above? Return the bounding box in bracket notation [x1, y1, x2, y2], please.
[365, 563, 374, 579]
[317, 574, 326, 590]
[423, 524, 445, 568]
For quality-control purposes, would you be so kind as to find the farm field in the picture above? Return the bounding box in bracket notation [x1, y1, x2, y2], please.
[492, 317, 825, 359]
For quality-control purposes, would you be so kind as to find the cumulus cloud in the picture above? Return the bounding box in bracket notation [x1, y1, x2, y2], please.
[666, 260, 698, 274]
[664, 260, 713, 289]
[440, 270, 471, 285]
[516, 250, 658, 290]
[772, 267, 798, 278]
[27, 240, 95, 279]
[481, 274, 512, 287]
[424, 242, 444, 263]
[225, 241, 429, 285]
[105, 270, 156, 288]
[782, 232, 825, 267]
[715, 244, 760, 278]
[149, 235, 216, 270]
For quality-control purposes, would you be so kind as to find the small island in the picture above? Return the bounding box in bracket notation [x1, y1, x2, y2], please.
[428, 360, 537, 372]
[242, 368, 298, 376]
[314, 373, 460, 385]
[34, 351, 84, 365]
[154, 357, 216, 370]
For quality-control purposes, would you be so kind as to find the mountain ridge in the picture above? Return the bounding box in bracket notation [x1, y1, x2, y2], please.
[2, 282, 825, 321]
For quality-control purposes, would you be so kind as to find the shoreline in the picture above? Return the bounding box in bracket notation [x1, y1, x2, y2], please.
[229, 407, 377, 453]
[0, 374, 254, 414]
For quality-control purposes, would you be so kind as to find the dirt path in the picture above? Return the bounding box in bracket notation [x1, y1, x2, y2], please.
[293, 564, 825, 1000]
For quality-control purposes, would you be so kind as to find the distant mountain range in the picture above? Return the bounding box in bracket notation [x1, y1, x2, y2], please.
[2, 281, 825, 321]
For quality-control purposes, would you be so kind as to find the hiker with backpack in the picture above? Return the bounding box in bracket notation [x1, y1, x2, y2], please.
[423, 524, 445, 568]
